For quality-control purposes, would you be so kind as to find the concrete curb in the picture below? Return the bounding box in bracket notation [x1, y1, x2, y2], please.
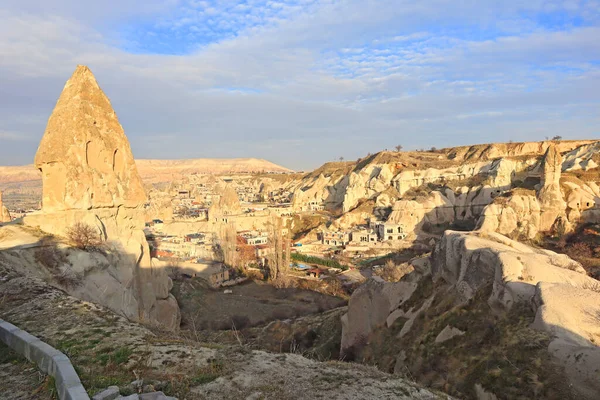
[0, 319, 90, 400]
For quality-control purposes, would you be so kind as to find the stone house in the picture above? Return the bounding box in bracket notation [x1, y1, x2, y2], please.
[321, 231, 351, 246]
[376, 223, 406, 241]
[208, 268, 230, 287]
[351, 229, 377, 244]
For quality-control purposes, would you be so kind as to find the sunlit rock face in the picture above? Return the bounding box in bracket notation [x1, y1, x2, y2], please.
[538, 144, 567, 232]
[0, 191, 10, 222]
[35, 65, 146, 212]
[25, 65, 180, 330]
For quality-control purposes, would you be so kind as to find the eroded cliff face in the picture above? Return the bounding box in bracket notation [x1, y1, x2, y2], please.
[292, 141, 597, 239]
[477, 143, 600, 239]
[23, 65, 180, 330]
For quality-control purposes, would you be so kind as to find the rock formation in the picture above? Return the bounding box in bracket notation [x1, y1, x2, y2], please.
[478, 142, 600, 238]
[538, 144, 567, 231]
[341, 230, 600, 399]
[34, 66, 145, 212]
[0, 191, 10, 222]
[209, 183, 242, 221]
[24, 65, 180, 330]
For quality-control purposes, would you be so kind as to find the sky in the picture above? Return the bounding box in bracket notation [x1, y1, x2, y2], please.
[0, 1, 599, 170]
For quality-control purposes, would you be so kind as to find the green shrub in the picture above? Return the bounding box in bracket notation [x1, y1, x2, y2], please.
[291, 253, 347, 270]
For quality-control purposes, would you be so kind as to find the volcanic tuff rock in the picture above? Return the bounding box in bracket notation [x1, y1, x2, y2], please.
[538, 144, 567, 231]
[341, 277, 418, 354]
[0, 191, 10, 222]
[477, 143, 600, 239]
[0, 266, 451, 400]
[341, 230, 600, 398]
[23, 65, 179, 330]
[208, 183, 242, 220]
[430, 231, 593, 307]
[34, 65, 145, 212]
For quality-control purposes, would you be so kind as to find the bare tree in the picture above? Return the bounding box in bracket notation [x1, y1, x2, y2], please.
[66, 222, 102, 250]
[266, 215, 291, 286]
[394, 145, 403, 152]
[216, 221, 238, 268]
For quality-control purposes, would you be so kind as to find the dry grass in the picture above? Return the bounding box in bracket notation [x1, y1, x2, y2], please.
[373, 260, 414, 282]
[355, 283, 575, 400]
[581, 281, 600, 293]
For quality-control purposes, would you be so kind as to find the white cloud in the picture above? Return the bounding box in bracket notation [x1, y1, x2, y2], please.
[0, 1, 598, 169]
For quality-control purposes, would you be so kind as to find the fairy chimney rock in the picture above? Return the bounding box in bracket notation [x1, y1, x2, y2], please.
[209, 183, 242, 220]
[34, 65, 146, 212]
[0, 191, 11, 222]
[540, 144, 562, 187]
[538, 144, 566, 231]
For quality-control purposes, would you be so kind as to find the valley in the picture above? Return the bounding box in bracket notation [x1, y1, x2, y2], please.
[0, 64, 599, 400]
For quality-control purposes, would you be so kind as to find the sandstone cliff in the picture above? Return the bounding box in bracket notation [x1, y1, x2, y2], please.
[477, 143, 600, 239]
[292, 141, 597, 239]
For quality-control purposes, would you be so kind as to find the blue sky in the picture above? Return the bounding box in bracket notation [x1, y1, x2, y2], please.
[0, 0, 599, 170]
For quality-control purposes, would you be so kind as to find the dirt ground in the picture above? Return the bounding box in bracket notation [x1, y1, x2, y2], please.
[0, 342, 56, 399]
[173, 278, 347, 331]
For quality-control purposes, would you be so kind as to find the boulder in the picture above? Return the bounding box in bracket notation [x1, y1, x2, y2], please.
[434, 325, 466, 344]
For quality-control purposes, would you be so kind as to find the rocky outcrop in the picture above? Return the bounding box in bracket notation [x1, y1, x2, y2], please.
[444, 140, 595, 163]
[478, 143, 600, 238]
[34, 66, 145, 212]
[341, 230, 600, 398]
[477, 192, 541, 239]
[208, 183, 242, 221]
[538, 145, 567, 231]
[0, 192, 10, 223]
[431, 230, 593, 307]
[343, 163, 394, 212]
[340, 277, 417, 353]
[562, 141, 600, 172]
[532, 282, 600, 399]
[23, 65, 179, 330]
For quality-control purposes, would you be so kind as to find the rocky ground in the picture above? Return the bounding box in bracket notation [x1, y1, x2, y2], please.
[0, 342, 56, 399]
[173, 278, 346, 331]
[340, 231, 600, 400]
[0, 261, 450, 400]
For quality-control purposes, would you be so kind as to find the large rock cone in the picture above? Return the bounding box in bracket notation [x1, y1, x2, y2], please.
[26, 65, 180, 330]
[35, 65, 146, 212]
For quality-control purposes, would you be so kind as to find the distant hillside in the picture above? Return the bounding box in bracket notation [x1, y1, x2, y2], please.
[0, 158, 293, 186]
